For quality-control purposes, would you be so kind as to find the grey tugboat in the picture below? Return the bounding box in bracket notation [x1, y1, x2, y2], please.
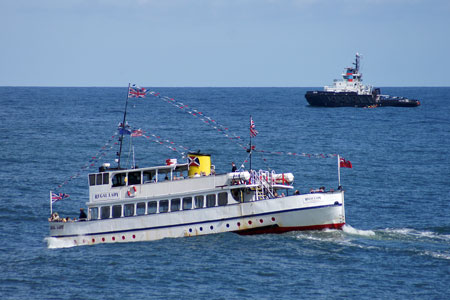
[305, 53, 420, 107]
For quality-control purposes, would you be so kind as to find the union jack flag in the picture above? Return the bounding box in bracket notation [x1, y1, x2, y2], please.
[250, 116, 258, 137]
[131, 129, 143, 137]
[51, 192, 70, 204]
[128, 85, 147, 98]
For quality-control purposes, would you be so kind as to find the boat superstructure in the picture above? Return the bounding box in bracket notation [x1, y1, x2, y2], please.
[49, 155, 345, 246]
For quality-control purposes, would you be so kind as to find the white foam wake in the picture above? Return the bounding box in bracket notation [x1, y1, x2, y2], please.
[342, 224, 376, 237]
[45, 237, 76, 249]
[380, 228, 450, 242]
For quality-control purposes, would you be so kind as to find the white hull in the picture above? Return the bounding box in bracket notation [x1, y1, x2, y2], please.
[49, 191, 345, 247]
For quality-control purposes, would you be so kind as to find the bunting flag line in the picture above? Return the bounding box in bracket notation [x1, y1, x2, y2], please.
[141, 89, 248, 150]
[128, 86, 351, 166]
[53, 132, 118, 191]
[129, 126, 191, 159]
[250, 116, 258, 137]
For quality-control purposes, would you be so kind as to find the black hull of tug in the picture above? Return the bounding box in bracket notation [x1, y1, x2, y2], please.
[305, 91, 375, 107]
[305, 91, 421, 107]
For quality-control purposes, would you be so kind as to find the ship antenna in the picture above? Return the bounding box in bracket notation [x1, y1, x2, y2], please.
[117, 83, 131, 169]
[355, 53, 360, 73]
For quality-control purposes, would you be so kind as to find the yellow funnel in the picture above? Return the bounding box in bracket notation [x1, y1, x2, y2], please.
[188, 153, 211, 177]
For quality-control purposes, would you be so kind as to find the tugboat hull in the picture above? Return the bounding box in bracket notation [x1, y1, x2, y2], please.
[305, 91, 375, 107]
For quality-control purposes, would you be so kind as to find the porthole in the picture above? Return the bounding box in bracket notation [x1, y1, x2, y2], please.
[248, 220, 252, 225]
[210, 225, 214, 230]
[259, 219, 264, 223]
[200, 227, 203, 231]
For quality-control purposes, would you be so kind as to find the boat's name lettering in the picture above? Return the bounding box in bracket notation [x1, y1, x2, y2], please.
[305, 196, 321, 201]
[50, 225, 64, 230]
[94, 192, 119, 200]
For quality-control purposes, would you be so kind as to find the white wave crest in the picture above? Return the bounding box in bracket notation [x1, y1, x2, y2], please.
[381, 228, 450, 242]
[342, 224, 376, 237]
[45, 237, 76, 249]
[421, 250, 450, 260]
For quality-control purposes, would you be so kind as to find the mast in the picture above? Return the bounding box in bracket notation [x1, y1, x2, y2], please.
[338, 154, 341, 188]
[117, 83, 131, 169]
[249, 115, 253, 171]
[249, 128, 252, 171]
[354, 53, 360, 73]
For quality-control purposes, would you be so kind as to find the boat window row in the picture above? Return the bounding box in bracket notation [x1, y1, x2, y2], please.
[89, 166, 191, 187]
[88, 192, 229, 220]
[89, 173, 109, 186]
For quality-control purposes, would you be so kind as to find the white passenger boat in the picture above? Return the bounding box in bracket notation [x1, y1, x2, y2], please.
[48, 87, 346, 247]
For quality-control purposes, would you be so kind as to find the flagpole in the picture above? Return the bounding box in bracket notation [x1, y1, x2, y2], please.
[118, 83, 131, 169]
[249, 116, 252, 171]
[50, 191, 53, 216]
[338, 154, 341, 188]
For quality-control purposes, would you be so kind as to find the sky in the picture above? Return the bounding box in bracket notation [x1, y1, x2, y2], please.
[1, 0, 449, 87]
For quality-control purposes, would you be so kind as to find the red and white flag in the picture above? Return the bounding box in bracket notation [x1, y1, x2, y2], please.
[340, 158, 352, 168]
[166, 158, 177, 166]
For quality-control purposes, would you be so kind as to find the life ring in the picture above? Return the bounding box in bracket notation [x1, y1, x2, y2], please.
[127, 186, 137, 197]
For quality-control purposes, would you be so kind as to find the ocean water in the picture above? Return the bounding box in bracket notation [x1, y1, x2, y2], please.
[0, 86, 449, 299]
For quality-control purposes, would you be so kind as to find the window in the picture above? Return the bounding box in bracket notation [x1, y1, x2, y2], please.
[157, 171, 170, 182]
[124, 204, 134, 217]
[231, 188, 244, 202]
[170, 198, 181, 212]
[112, 173, 126, 187]
[89, 174, 96, 186]
[128, 171, 141, 185]
[218, 192, 228, 206]
[206, 194, 216, 207]
[89, 207, 99, 220]
[194, 195, 204, 209]
[159, 200, 169, 213]
[112, 205, 122, 218]
[148, 201, 157, 214]
[183, 197, 192, 210]
[143, 170, 156, 183]
[100, 206, 110, 219]
[96, 173, 103, 185]
[136, 202, 145, 215]
[103, 173, 109, 185]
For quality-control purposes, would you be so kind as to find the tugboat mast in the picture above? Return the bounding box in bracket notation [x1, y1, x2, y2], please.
[354, 53, 360, 73]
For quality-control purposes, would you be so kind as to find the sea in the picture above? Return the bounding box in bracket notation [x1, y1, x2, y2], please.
[0, 86, 449, 299]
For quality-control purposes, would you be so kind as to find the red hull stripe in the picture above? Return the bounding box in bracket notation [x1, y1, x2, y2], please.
[237, 222, 345, 235]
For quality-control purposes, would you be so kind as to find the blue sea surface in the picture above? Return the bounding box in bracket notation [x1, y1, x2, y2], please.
[0, 87, 449, 299]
